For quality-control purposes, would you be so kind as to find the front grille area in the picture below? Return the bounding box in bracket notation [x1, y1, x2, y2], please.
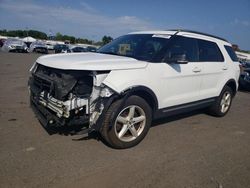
[30, 64, 93, 101]
[33, 74, 52, 93]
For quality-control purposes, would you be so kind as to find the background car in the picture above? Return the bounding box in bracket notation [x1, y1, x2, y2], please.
[86, 46, 97, 52]
[0, 38, 6, 47]
[239, 61, 250, 90]
[28, 41, 48, 54]
[1, 38, 28, 53]
[54, 44, 69, 53]
[66, 46, 88, 53]
[46, 43, 54, 50]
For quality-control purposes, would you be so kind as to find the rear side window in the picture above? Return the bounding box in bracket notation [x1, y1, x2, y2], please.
[198, 39, 224, 62]
[165, 36, 199, 62]
[224, 45, 238, 62]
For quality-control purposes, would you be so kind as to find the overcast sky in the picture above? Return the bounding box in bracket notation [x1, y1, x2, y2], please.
[0, 0, 249, 49]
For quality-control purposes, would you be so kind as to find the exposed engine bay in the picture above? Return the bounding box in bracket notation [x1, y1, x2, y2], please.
[29, 63, 114, 129]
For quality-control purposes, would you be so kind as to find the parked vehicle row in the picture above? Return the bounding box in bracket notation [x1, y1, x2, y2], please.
[1, 38, 98, 54]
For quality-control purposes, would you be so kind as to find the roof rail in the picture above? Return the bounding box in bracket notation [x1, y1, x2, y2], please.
[167, 29, 228, 42]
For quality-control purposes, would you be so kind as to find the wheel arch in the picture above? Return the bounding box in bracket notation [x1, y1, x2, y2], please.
[224, 79, 237, 97]
[90, 85, 158, 131]
[121, 86, 159, 114]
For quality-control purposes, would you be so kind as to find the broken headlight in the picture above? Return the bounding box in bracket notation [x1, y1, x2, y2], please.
[72, 76, 93, 97]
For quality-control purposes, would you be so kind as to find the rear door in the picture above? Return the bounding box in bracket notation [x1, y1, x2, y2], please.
[197, 39, 227, 99]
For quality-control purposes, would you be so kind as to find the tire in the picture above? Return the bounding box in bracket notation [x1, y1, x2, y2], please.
[208, 86, 233, 117]
[100, 95, 152, 149]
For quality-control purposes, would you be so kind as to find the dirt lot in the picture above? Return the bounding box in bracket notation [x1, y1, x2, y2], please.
[0, 52, 250, 188]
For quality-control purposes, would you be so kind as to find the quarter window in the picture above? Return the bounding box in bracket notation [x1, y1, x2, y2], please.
[198, 40, 224, 62]
[224, 45, 238, 62]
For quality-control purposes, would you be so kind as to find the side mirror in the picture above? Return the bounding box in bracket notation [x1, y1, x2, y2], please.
[164, 53, 188, 64]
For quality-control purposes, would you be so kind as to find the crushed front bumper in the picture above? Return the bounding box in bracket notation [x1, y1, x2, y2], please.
[29, 84, 89, 128]
[28, 67, 116, 132]
[30, 96, 89, 128]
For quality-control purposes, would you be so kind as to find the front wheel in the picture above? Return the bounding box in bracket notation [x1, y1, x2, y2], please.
[208, 86, 233, 117]
[100, 96, 152, 149]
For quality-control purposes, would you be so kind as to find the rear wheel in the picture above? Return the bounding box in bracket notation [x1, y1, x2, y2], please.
[208, 86, 233, 117]
[100, 96, 152, 149]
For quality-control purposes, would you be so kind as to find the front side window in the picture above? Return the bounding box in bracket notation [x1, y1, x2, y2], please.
[198, 39, 224, 62]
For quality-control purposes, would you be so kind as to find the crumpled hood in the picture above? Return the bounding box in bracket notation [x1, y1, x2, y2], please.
[36, 52, 148, 70]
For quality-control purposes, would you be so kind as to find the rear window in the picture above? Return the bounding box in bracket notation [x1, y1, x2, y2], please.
[198, 39, 224, 62]
[224, 45, 238, 62]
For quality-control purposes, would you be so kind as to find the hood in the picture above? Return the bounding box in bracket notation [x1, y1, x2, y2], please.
[36, 52, 148, 71]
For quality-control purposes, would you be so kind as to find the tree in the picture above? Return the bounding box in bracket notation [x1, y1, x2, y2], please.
[55, 32, 63, 41]
[102, 35, 113, 45]
[0, 29, 47, 39]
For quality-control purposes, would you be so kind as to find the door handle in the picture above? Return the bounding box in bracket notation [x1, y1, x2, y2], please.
[192, 67, 201, 73]
[222, 66, 228, 70]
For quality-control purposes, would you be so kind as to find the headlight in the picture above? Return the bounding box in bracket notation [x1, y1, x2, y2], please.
[73, 76, 93, 97]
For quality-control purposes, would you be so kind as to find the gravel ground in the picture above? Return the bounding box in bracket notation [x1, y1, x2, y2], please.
[0, 52, 250, 188]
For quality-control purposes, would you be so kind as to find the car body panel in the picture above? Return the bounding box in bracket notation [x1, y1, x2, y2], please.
[103, 61, 203, 108]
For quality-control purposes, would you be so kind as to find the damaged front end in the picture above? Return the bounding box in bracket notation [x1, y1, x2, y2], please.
[29, 63, 114, 132]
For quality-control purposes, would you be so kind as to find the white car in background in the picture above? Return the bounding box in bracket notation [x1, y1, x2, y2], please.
[46, 43, 54, 50]
[28, 41, 48, 53]
[29, 30, 240, 149]
[2, 38, 28, 53]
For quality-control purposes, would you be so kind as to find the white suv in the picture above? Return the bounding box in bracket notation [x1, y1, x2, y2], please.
[29, 30, 240, 148]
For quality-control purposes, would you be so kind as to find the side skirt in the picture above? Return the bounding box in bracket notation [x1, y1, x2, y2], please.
[154, 98, 216, 119]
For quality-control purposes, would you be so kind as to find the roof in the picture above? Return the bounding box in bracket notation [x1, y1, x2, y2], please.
[129, 29, 229, 43]
[168, 29, 228, 42]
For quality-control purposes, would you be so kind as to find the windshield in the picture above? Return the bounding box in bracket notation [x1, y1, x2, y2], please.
[97, 34, 171, 62]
